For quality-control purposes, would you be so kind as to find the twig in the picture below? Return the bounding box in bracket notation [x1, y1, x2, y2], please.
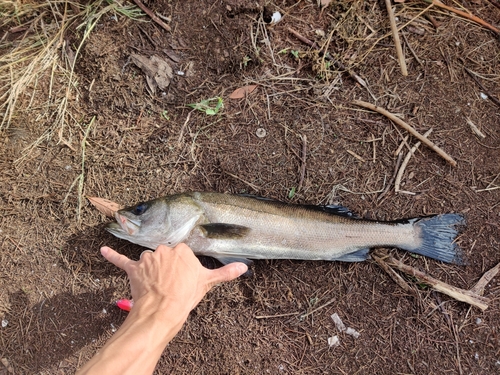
[299, 297, 336, 320]
[466, 117, 486, 139]
[385, 0, 408, 75]
[225, 172, 261, 191]
[373, 251, 416, 295]
[298, 135, 307, 192]
[395, 128, 433, 193]
[429, 0, 499, 34]
[401, 32, 423, 66]
[352, 100, 457, 167]
[384, 255, 490, 311]
[394, 135, 410, 156]
[371, 134, 377, 162]
[347, 149, 366, 162]
[470, 262, 500, 295]
[255, 312, 299, 319]
[78, 116, 96, 224]
[377, 152, 404, 202]
[464, 67, 500, 108]
[133, 0, 171, 32]
[178, 110, 194, 144]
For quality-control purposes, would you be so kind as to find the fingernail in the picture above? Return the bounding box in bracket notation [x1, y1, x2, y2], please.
[237, 263, 248, 274]
[100, 247, 109, 256]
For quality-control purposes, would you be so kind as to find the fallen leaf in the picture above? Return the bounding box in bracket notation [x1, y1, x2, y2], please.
[130, 53, 173, 93]
[87, 197, 123, 218]
[229, 85, 258, 99]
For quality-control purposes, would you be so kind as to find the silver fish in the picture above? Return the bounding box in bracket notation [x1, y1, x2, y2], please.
[106, 192, 464, 265]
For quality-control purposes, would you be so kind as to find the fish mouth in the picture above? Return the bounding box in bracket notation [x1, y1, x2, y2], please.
[107, 212, 141, 236]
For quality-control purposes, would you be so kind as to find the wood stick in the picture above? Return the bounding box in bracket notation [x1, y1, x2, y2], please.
[470, 262, 500, 295]
[464, 67, 500, 109]
[377, 152, 403, 202]
[373, 251, 416, 296]
[430, 0, 499, 34]
[385, 0, 408, 76]
[255, 312, 298, 319]
[395, 128, 433, 193]
[133, 0, 171, 32]
[384, 255, 490, 311]
[352, 100, 457, 167]
[347, 149, 366, 162]
[299, 298, 336, 319]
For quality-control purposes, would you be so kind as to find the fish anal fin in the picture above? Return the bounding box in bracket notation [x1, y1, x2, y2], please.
[215, 256, 254, 266]
[199, 223, 250, 239]
[334, 248, 370, 262]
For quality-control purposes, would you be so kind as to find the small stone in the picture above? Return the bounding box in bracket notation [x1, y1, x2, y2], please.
[328, 335, 340, 347]
[256, 128, 266, 138]
[346, 327, 360, 339]
[476, 318, 482, 324]
[331, 313, 346, 332]
[1, 319, 8, 328]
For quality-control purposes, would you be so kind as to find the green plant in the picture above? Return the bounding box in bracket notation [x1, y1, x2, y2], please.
[188, 97, 224, 115]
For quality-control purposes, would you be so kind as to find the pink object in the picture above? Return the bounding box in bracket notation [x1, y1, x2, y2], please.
[116, 299, 134, 312]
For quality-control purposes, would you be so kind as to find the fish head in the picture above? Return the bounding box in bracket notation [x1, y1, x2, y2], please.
[106, 195, 205, 249]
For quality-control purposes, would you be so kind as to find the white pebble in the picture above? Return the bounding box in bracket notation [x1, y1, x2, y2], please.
[1, 319, 8, 328]
[480, 92, 488, 100]
[328, 335, 340, 347]
[346, 327, 360, 339]
[270, 11, 282, 24]
[331, 313, 346, 332]
[256, 128, 266, 138]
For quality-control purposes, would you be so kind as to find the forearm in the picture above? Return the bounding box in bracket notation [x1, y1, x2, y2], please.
[76, 298, 189, 375]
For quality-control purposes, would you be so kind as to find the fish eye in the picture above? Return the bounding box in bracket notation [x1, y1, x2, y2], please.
[132, 202, 149, 216]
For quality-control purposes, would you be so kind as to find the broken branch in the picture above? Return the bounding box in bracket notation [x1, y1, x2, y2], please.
[352, 100, 457, 167]
[385, 0, 408, 76]
[383, 255, 490, 311]
[395, 128, 433, 193]
[133, 0, 172, 32]
[429, 0, 499, 34]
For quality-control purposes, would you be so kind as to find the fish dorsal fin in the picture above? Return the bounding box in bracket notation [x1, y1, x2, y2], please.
[237, 194, 357, 218]
[317, 204, 356, 218]
[199, 223, 250, 239]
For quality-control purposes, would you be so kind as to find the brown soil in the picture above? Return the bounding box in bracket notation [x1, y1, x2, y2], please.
[1, 1, 499, 374]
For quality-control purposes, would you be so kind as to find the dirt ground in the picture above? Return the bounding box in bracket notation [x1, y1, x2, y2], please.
[1, 0, 499, 374]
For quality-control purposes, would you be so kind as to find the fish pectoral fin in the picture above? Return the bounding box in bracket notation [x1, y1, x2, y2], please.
[215, 256, 254, 266]
[334, 248, 370, 262]
[199, 223, 250, 239]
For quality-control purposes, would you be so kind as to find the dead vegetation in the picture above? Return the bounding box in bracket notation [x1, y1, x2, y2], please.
[0, 0, 499, 374]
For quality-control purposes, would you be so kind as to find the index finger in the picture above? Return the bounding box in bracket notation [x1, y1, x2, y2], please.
[101, 246, 135, 271]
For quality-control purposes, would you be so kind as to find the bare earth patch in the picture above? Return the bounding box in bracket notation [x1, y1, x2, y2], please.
[0, 0, 499, 374]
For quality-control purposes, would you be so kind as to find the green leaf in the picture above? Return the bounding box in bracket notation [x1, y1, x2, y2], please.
[187, 97, 224, 115]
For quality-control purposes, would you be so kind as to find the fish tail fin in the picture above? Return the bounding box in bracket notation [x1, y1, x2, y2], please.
[408, 214, 465, 264]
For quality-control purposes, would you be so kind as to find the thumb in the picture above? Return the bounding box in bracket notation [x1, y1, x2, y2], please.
[207, 262, 248, 287]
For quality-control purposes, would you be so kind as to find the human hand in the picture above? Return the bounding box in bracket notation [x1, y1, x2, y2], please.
[100, 244, 248, 317]
[77, 244, 247, 375]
